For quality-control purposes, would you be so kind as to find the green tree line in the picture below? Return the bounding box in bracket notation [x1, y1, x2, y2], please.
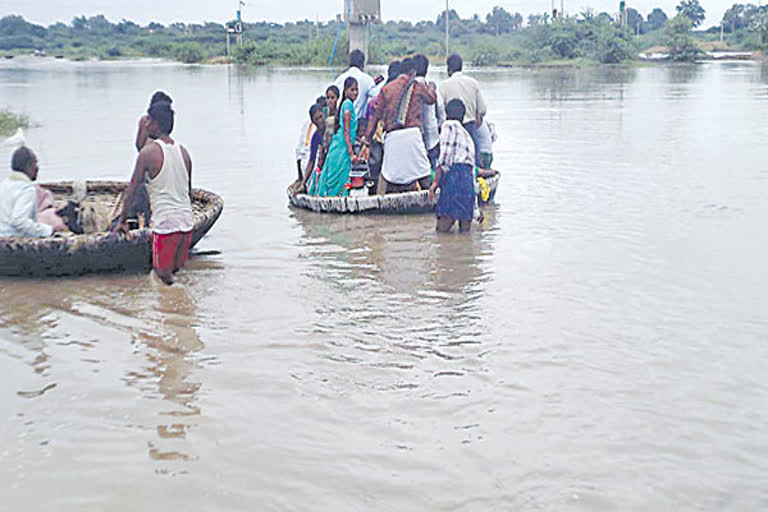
[0, 2, 765, 66]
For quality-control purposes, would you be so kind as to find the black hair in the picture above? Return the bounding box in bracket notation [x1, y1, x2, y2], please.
[315, 96, 327, 106]
[387, 60, 402, 83]
[349, 49, 365, 70]
[11, 146, 34, 173]
[413, 54, 429, 77]
[445, 99, 466, 122]
[326, 85, 340, 98]
[447, 53, 463, 74]
[343, 77, 358, 98]
[334, 77, 358, 134]
[148, 101, 174, 135]
[309, 103, 322, 120]
[400, 57, 416, 75]
[149, 91, 172, 107]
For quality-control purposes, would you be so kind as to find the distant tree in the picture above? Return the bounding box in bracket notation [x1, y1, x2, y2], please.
[436, 9, 461, 31]
[486, 6, 515, 35]
[626, 8, 644, 33]
[579, 8, 596, 21]
[676, 0, 706, 28]
[721, 4, 748, 33]
[528, 14, 545, 26]
[665, 14, 701, 60]
[513, 13, 524, 30]
[749, 9, 768, 46]
[646, 8, 669, 31]
[597, 12, 615, 24]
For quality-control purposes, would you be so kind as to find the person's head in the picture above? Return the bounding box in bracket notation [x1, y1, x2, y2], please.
[343, 77, 359, 102]
[325, 85, 340, 112]
[315, 96, 327, 108]
[445, 99, 466, 122]
[413, 54, 429, 78]
[149, 91, 172, 108]
[309, 103, 325, 129]
[400, 57, 416, 76]
[349, 49, 365, 70]
[387, 60, 402, 83]
[147, 101, 174, 137]
[447, 53, 463, 76]
[11, 146, 38, 181]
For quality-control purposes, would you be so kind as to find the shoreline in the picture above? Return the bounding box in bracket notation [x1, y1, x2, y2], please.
[2, 52, 765, 70]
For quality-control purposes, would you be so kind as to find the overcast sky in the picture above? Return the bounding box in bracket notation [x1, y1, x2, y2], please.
[0, 0, 733, 29]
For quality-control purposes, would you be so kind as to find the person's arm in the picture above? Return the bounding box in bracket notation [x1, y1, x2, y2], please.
[180, 145, 193, 202]
[417, 81, 437, 105]
[10, 185, 55, 237]
[436, 86, 446, 127]
[364, 87, 386, 141]
[295, 122, 310, 180]
[114, 145, 159, 233]
[476, 83, 488, 125]
[343, 108, 357, 163]
[135, 115, 151, 152]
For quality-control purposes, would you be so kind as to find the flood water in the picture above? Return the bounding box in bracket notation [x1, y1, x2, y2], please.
[1, 59, 767, 510]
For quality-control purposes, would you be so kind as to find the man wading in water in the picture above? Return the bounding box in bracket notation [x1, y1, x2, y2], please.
[113, 101, 194, 285]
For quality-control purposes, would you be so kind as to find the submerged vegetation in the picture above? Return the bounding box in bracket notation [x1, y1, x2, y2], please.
[0, 2, 766, 67]
[0, 109, 30, 137]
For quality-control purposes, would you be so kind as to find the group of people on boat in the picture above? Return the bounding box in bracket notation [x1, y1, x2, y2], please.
[294, 50, 496, 232]
[1, 91, 194, 285]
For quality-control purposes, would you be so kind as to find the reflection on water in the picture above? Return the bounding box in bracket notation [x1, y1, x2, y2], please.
[664, 62, 703, 84]
[523, 66, 637, 101]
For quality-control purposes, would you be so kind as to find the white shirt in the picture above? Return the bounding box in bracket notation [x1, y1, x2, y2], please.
[334, 66, 375, 120]
[0, 172, 54, 238]
[475, 120, 494, 154]
[147, 140, 194, 234]
[439, 71, 488, 125]
[415, 76, 446, 151]
[295, 120, 316, 171]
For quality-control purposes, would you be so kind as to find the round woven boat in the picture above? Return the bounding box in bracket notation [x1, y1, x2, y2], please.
[288, 173, 500, 214]
[0, 181, 223, 277]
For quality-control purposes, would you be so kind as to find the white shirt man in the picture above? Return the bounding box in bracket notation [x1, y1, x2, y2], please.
[0, 147, 57, 238]
[333, 50, 375, 121]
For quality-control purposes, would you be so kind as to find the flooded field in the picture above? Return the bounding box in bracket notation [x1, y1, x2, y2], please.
[1, 59, 767, 510]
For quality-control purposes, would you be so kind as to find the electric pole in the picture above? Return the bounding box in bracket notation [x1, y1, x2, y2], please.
[445, 0, 450, 56]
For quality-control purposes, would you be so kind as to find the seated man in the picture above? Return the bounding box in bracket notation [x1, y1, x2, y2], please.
[0, 146, 67, 237]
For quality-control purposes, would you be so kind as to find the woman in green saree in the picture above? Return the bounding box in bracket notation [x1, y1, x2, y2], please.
[310, 77, 359, 197]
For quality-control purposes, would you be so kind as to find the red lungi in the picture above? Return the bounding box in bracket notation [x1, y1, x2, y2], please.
[152, 231, 192, 271]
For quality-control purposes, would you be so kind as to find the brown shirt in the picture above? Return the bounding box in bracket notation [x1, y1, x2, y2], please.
[366, 74, 436, 138]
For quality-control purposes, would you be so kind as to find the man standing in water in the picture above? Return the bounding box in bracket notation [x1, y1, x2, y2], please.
[114, 101, 194, 285]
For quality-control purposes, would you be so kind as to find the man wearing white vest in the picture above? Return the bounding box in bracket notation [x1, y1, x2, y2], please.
[114, 101, 194, 285]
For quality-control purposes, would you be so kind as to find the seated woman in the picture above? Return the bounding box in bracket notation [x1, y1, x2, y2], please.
[295, 103, 327, 195]
[429, 99, 476, 233]
[310, 77, 359, 197]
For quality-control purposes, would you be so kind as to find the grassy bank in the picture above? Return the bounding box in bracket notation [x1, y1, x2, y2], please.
[0, 109, 30, 137]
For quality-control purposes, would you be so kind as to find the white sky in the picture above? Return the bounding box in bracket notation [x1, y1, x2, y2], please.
[0, 0, 733, 29]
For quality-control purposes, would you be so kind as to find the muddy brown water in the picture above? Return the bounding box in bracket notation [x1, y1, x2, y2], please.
[1, 59, 767, 510]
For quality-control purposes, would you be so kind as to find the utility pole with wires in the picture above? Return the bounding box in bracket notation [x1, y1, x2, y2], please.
[445, 0, 450, 56]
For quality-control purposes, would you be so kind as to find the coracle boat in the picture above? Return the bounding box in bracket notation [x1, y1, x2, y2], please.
[288, 172, 500, 215]
[0, 181, 223, 277]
